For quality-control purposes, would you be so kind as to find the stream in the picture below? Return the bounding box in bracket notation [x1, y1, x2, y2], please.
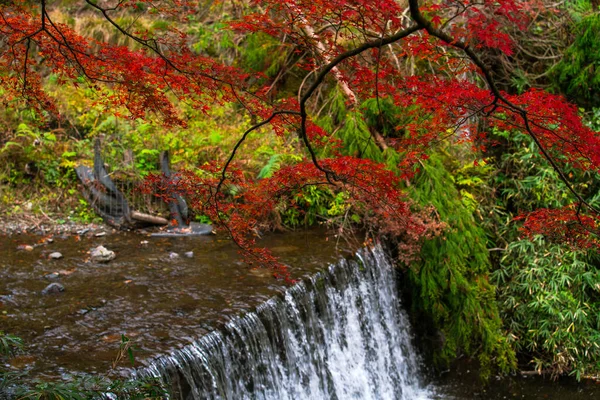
[0, 228, 353, 380]
[1, 229, 599, 398]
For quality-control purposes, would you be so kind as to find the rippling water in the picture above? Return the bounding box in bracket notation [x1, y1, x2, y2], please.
[0, 228, 351, 379]
[140, 245, 432, 399]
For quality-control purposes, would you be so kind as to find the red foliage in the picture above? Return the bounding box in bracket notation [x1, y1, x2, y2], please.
[2, 0, 599, 277]
[144, 156, 436, 281]
[518, 207, 600, 249]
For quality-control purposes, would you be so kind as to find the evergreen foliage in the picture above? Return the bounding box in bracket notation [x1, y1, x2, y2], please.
[335, 110, 384, 162]
[551, 13, 600, 108]
[240, 32, 287, 78]
[408, 152, 516, 379]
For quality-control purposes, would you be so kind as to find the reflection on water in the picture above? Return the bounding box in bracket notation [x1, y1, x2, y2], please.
[431, 360, 600, 399]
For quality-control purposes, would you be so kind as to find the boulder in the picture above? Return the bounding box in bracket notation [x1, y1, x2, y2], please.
[90, 245, 116, 263]
[42, 282, 65, 295]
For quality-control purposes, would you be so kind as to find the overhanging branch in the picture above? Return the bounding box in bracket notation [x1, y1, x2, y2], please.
[408, 0, 600, 217]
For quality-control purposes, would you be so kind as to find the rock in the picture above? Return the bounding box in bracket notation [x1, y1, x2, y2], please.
[44, 272, 60, 280]
[140, 240, 149, 245]
[42, 282, 65, 295]
[0, 295, 17, 306]
[48, 252, 63, 260]
[184, 251, 194, 258]
[17, 244, 34, 251]
[90, 245, 116, 263]
[249, 268, 273, 278]
[169, 252, 179, 259]
[95, 232, 106, 237]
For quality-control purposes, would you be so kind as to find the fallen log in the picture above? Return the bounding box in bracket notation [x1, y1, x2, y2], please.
[130, 210, 169, 226]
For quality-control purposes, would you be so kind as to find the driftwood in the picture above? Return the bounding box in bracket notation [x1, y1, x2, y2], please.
[75, 142, 211, 236]
[130, 210, 169, 226]
[75, 140, 168, 230]
[159, 150, 189, 229]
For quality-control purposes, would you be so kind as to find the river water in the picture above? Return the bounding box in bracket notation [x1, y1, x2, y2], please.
[139, 245, 431, 399]
[1, 229, 599, 398]
[0, 228, 353, 380]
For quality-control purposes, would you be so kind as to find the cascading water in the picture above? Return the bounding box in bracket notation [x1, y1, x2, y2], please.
[139, 244, 432, 399]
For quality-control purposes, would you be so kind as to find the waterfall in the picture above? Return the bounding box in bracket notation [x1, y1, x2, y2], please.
[139, 244, 431, 400]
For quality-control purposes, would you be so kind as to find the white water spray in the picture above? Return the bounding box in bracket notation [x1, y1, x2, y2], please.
[140, 245, 431, 399]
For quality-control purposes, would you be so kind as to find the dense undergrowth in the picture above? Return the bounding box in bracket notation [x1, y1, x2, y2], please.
[2, 0, 600, 397]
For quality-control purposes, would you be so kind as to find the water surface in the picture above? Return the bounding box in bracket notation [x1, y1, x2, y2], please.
[0, 228, 352, 380]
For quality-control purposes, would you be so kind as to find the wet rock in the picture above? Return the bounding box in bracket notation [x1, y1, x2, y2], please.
[44, 272, 60, 280]
[90, 245, 116, 263]
[17, 244, 34, 251]
[169, 252, 179, 259]
[184, 251, 194, 258]
[95, 232, 106, 237]
[42, 282, 65, 295]
[0, 295, 17, 306]
[249, 268, 273, 278]
[48, 252, 63, 260]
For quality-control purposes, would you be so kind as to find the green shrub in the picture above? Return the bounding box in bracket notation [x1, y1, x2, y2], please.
[492, 236, 600, 379]
[477, 128, 600, 379]
[551, 13, 600, 108]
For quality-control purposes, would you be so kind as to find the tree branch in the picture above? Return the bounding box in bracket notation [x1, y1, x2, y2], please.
[408, 0, 600, 216]
[215, 110, 301, 194]
[297, 24, 422, 180]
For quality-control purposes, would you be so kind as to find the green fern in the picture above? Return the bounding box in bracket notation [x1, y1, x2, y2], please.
[550, 13, 600, 107]
[257, 154, 282, 179]
[408, 152, 516, 379]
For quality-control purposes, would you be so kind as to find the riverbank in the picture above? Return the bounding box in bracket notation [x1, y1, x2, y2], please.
[0, 219, 108, 236]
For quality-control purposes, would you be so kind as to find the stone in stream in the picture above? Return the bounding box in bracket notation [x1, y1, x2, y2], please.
[0, 295, 17, 306]
[169, 252, 179, 259]
[44, 272, 60, 280]
[90, 245, 116, 263]
[184, 251, 194, 258]
[48, 252, 63, 260]
[42, 282, 65, 295]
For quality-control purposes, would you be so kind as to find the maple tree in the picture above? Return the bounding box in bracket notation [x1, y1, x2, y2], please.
[2, 0, 600, 380]
[1, 0, 599, 276]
